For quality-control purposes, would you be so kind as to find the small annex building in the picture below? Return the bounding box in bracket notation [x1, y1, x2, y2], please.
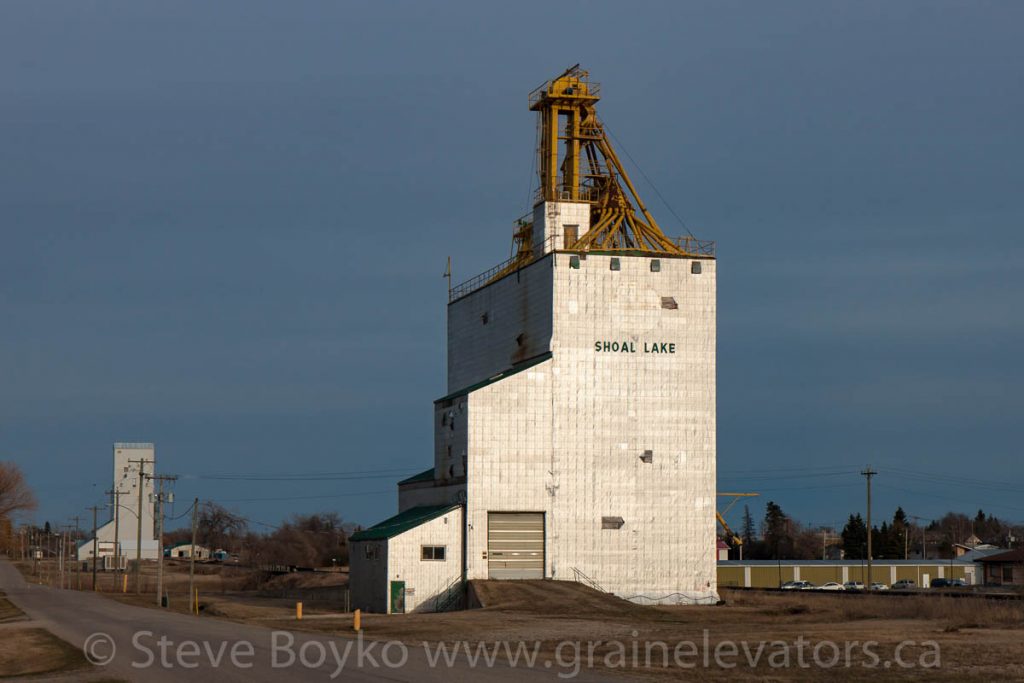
[349, 504, 463, 614]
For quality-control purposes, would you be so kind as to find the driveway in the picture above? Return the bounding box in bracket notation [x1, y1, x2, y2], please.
[0, 559, 610, 681]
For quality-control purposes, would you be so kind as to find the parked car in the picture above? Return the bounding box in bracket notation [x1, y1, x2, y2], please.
[869, 582, 889, 591]
[930, 578, 952, 588]
[948, 578, 967, 587]
[782, 580, 815, 590]
[780, 581, 797, 590]
[843, 581, 865, 591]
[816, 582, 845, 591]
[892, 579, 916, 590]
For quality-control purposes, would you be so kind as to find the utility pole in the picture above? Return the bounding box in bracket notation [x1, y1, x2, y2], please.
[150, 474, 177, 607]
[129, 458, 151, 595]
[63, 527, 70, 588]
[87, 506, 100, 591]
[909, 515, 930, 560]
[188, 498, 199, 615]
[106, 489, 123, 581]
[70, 516, 81, 590]
[57, 528, 64, 589]
[861, 466, 877, 589]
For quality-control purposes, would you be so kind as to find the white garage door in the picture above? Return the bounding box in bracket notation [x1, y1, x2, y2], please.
[488, 512, 545, 579]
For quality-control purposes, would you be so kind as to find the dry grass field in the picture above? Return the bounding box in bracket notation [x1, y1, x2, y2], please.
[14, 559, 1024, 680]
[0, 627, 89, 678]
[0, 592, 24, 624]
[254, 582, 1024, 681]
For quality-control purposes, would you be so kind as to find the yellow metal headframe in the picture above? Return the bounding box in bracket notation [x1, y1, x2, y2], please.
[527, 64, 695, 256]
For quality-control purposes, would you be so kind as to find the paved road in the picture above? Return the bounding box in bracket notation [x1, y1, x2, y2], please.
[0, 559, 611, 682]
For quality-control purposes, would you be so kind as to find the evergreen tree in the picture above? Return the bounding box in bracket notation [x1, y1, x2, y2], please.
[842, 513, 868, 559]
[874, 521, 900, 559]
[741, 505, 756, 547]
[973, 509, 1004, 544]
[762, 501, 792, 559]
[892, 507, 909, 559]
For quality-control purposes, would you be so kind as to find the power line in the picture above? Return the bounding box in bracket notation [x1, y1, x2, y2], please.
[721, 465, 856, 474]
[186, 468, 418, 482]
[881, 467, 1023, 493]
[874, 482, 1024, 515]
[719, 471, 858, 482]
[216, 489, 394, 503]
[167, 500, 197, 521]
[720, 482, 861, 493]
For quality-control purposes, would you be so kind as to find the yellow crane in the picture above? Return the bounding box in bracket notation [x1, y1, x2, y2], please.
[503, 65, 714, 276]
[717, 492, 760, 556]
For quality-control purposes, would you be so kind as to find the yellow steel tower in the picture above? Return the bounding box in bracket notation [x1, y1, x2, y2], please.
[525, 65, 710, 256]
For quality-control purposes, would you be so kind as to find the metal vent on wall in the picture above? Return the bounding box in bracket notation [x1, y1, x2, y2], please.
[661, 297, 678, 310]
[601, 516, 625, 530]
[640, 450, 653, 463]
[650, 259, 661, 272]
[691, 261, 702, 274]
[610, 258, 620, 271]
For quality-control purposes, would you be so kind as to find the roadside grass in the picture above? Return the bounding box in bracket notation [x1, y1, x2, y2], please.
[0, 627, 89, 678]
[0, 593, 25, 623]
[721, 589, 1024, 629]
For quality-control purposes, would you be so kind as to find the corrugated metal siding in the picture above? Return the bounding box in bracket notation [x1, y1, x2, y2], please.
[894, 565, 921, 582]
[800, 566, 842, 585]
[718, 566, 744, 587]
[488, 512, 544, 579]
[846, 566, 867, 583]
[749, 566, 792, 588]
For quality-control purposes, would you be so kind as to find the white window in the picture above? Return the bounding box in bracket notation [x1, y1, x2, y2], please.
[421, 545, 446, 561]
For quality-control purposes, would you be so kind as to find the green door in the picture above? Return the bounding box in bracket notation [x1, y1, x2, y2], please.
[390, 581, 406, 614]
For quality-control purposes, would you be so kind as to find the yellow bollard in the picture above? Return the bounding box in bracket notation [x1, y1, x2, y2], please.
[195, 588, 200, 615]
[296, 602, 303, 620]
[122, 574, 128, 593]
[353, 609, 361, 632]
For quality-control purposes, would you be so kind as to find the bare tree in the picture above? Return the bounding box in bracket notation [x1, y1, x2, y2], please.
[197, 502, 247, 551]
[0, 462, 37, 519]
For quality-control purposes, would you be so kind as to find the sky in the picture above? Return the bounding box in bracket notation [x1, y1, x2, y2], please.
[2, 1, 1022, 535]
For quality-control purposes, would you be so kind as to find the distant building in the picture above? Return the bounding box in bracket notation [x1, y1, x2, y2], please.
[716, 540, 730, 562]
[953, 538, 999, 557]
[166, 543, 210, 560]
[977, 548, 1024, 586]
[77, 443, 159, 561]
[719, 560, 977, 588]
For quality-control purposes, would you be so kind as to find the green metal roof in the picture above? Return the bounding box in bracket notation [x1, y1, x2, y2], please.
[397, 467, 435, 486]
[349, 504, 460, 542]
[435, 351, 552, 403]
